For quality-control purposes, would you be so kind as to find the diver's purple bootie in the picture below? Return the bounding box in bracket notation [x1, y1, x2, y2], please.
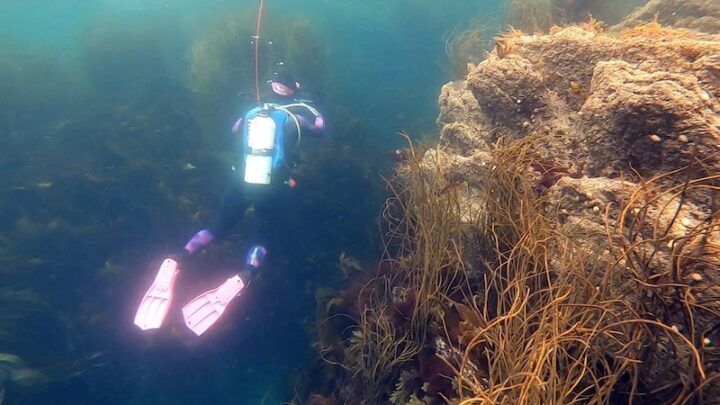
[245, 245, 267, 269]
[184, 229, 214, 254]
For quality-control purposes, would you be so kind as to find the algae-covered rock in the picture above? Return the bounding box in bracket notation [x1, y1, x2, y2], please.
[430, 16, 720, 404]
[452, 25, 720, 179]
[302, 4, 720, 404]
[612, 0, 720, 33]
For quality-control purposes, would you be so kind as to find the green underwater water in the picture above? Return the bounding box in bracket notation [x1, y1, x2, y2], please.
[0, 0, 502, 403]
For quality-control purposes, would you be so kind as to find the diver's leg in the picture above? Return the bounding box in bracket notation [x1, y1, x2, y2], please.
[211, 181, 250, 240]
[133, 181, 247, 332]
[184, 181, 249, 255]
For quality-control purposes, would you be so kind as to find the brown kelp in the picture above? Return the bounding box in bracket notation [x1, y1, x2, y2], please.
[305, 131, 720, 403]
[444, 19, 492, 79]
[307, 135, 470, 402]
[445, 136, 718, 404]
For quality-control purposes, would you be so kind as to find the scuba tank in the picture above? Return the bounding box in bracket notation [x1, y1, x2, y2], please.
[243, 111, 277, 185]
[240, 101, 320, 186]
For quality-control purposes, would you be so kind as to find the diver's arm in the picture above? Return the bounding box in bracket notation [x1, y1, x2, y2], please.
[279, 102, 325, 135]
[296, 114, 325, 134]
[232, 117, 243, 133]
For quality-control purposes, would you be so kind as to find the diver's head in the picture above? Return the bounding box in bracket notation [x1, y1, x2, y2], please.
[270, 73, 301, 98]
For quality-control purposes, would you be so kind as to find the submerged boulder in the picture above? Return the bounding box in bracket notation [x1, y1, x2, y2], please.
[432, 20, 720, 403]
[450, 25, 720, 178]
[305, 6, 720, 404]
[612, 0, 720, 33]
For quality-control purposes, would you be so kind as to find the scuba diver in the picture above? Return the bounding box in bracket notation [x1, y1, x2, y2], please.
[133, 73, 325, 336]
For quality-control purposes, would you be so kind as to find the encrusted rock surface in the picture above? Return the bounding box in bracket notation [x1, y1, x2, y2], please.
[612, 0, 720, 33]
[445, 26, 720, 179]
[432, 20, 720, 401]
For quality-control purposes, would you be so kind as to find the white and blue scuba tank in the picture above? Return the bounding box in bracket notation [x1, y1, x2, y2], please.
[241, 105, 287, 185]
[243, 110, 277, 185]
[241, 102, 321, 185]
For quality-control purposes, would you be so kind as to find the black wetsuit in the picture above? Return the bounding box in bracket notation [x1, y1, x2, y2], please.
[183, 100, 323, 256]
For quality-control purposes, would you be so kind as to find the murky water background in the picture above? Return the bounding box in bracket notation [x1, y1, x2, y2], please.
[0, 0, 500, 403]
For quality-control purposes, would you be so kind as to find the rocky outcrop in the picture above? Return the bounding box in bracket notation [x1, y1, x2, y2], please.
[434, 21, 720, 402]
[305, 6, 720, 404]
[441, 26, 720, 178]
[612, 0, 720, 33]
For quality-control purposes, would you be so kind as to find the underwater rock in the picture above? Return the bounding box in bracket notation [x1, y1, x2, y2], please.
[449, 25, 720, 179]
[309, 8, 720, 404]
[612, 0, 720, 34]
[431, 19, 720, 402]
[437, 81, 489, 154]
